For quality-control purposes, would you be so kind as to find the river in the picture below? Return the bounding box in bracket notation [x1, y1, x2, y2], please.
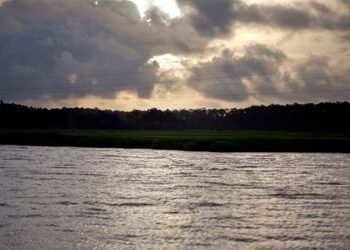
[0, 145, 349, 249]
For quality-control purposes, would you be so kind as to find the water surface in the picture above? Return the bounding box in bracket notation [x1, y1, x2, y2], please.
[0, 145, 349, 249]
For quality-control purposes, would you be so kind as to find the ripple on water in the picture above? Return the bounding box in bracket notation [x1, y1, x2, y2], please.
[218, 235, 261, 243]
[0, 146, 349, 249]
[0, 203, 12, 207]
[55, 201, 79, 206]
[204, 181, 255, 188]
[8, 214, 42, 219]
[270, 192, 328, 200]
[189, 201, 225, 208]
[209, 167, 231, 171]
[82, 201, 154, 207]
[314, 181, 344, 186]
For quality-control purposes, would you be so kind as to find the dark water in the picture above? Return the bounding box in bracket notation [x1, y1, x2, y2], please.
[0, 145, 349, 249]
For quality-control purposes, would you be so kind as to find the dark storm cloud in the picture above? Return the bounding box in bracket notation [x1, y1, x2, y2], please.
[339, 0, 350, 6]
[0, 0, 206, 101]
[177, 0, 238, 37]
[176, 0, 350, 36]
[1, 0, 349, 104]
[188, 45, 286, 102]
[188, 46, 350, 103]
[238, 3, 313, 29]
[282, 57, 350, 102]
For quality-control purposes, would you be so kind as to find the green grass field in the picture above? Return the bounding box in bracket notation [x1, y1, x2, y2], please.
[0, 129, 350, 152]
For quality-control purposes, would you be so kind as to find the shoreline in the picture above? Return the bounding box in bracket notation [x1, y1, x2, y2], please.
[1, 129, 350, 153]
[1, 143, 350, 154]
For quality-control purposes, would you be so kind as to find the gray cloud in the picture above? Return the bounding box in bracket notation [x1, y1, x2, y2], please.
[238, 3, 313, 29]
[188, 45, 286, 102]
[0, 0, 349, 105]
[339, 0, 350, 6]
[188, 45, 350, 103]
[176, 0, 350, 36]
[0, 0, 206, 101]
[282, 56, 350, 102]
[341, 32, 350, 40]
[177, 0, 237, 37]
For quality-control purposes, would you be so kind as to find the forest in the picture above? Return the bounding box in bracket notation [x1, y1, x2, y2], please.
[1, 101, 350, 132]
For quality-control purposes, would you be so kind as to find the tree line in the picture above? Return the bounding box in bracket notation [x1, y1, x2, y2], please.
[1, 100, 350, 132]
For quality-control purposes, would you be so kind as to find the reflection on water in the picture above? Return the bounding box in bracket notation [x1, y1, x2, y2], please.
[0, 145, 349, 249]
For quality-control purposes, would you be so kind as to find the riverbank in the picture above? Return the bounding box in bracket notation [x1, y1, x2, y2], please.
[0, 129, 349, 153]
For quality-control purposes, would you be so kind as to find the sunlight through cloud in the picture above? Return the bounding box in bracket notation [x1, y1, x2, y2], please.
[130, 0, 181, 18]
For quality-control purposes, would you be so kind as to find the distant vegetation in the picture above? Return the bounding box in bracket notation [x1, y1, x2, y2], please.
[1, 101, 350, 152]
[1, 130, 349, 153]
[1, 101, 350, 132]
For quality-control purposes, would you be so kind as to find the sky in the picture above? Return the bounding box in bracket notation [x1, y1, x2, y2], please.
[0, 0, 349, 110]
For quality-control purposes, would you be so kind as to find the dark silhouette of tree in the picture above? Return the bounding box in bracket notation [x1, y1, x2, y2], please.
[1, 101, 350, 132]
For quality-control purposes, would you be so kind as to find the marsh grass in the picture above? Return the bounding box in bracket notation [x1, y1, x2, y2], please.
[0, 129, 349, 152]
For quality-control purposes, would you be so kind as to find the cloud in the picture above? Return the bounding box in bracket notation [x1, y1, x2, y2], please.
[238, 3, 313, 29]
[0, 0, 206, 101]
[0, 0, 10, 6]
[339, 0, 350, 6]
[176, 0, 350, 35]
[0, 0, 349, 107]
[341, 32, 350, 40]
[176, 0, 238, 37]
[187, 45, 350, 103]
[188, 44, 286, 102]
[282, 56, 350, 102]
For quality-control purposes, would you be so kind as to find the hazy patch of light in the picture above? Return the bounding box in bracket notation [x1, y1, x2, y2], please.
[130, 0, 181, 18]
[148, 54, 183, 71]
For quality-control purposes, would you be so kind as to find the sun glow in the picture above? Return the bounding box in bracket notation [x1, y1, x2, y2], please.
[130, 0, 181, 18]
